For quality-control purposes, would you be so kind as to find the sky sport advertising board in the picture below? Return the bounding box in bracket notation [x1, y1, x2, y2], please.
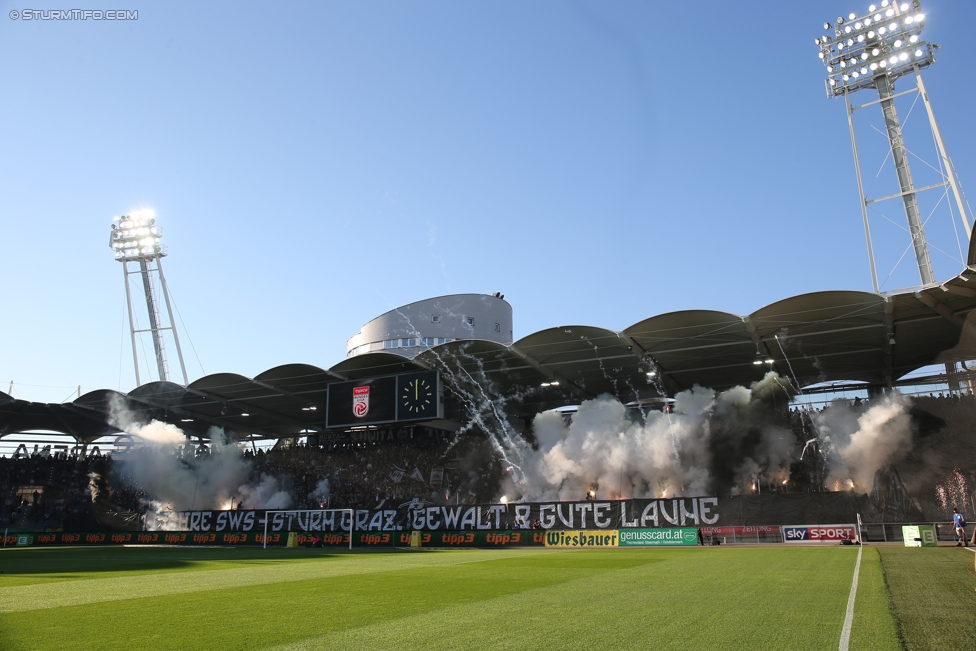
[618, 528, 699, 547]
[781, 525, 857, 543]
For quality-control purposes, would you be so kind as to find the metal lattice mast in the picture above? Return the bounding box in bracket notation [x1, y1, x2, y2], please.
[138, 258, 169, 380]
[815, 0, 973, 288]
[155, 256, 189, 385]
[110, 210, 189, 386]
[875, 72, 934, 284]
[916, 72, 973, 241]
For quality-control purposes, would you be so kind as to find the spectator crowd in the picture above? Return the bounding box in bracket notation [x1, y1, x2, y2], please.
[1, 433, 499, 531]
[4, 391, 971, 532]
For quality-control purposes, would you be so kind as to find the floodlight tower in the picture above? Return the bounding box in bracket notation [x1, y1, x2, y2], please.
[109, 210, 188, 386]
[816, 0, 973, 292]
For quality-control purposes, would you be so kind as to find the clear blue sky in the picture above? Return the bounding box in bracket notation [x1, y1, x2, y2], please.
[2, 1, 974, 403]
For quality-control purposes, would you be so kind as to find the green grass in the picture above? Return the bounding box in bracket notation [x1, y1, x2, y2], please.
[0, 544, 933, 651]
[877, 546, 976, 651]
[851, 547, 903, 651]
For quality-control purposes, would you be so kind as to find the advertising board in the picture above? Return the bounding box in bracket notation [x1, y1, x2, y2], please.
[18, 529, 548, 548]
[781, 525, 857, 543]
[618, 528, 699, 547]
[902, 525, 937, 547]
[699, 526, 780, 537]
[544, 530, 619, 548]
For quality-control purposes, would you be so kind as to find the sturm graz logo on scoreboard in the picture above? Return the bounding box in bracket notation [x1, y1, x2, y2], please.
[352, 386, 370, 418]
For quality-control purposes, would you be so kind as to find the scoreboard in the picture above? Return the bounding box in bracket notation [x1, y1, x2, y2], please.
[325, 370, 440, 429]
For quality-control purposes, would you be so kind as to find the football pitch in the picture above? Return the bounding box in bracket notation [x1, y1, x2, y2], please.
[0, 544, 972, 650]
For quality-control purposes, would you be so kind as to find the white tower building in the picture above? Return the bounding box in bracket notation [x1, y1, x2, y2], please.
[347, 293, 513, 358]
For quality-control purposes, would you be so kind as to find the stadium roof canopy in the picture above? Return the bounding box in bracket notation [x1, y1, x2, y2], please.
[4, 265, 976, 443]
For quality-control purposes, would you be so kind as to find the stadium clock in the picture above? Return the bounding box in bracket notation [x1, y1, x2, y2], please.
[401, 376, 435, 417]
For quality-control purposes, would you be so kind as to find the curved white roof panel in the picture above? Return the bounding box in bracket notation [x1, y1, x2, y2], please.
[4, 270, 976, 440]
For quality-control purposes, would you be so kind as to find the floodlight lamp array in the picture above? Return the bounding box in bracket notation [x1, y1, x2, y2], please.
[815, 0, 936, 98]
[110, 209, 165, 261]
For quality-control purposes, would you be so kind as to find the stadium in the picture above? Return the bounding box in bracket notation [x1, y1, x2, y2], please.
[2, 2, 976, 650]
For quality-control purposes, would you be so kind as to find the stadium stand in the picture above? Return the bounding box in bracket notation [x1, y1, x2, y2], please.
[1, 393, 972, 532]
[1, 434, 502, 531]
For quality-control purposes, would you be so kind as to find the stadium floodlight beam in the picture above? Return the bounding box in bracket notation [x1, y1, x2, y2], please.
[109, 210, 188, 386]
[816, 0, 973, 291]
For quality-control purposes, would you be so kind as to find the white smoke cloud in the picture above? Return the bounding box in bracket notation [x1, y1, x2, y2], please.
[819, 393, 914, 492]
[516, 373, 802, 501]
[130, 420, 186, 446]
[239, 474, 292, 510]
[743, 425, 795, 487]
[108, 396, 186, 446]
[516, 374, 918, 501]
[309, 477, 330, 506]
[108, 396, 293, 514]
[519, 390, 712, 501]
[120, 430, 251, 512]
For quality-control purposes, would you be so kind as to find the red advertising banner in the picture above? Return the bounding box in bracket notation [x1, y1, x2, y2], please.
[13, 529, 547, 548]
[700, 526, 780, 536]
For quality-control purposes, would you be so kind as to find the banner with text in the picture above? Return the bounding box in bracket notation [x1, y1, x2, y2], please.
[160, 497, 721, 534]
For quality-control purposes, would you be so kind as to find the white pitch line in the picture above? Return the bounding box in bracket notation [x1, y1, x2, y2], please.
[838, 546, 863, 651]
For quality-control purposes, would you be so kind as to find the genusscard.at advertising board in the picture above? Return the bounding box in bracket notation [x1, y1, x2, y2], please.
[618, 528, 699, 546]
[166, 497, 720, 534]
